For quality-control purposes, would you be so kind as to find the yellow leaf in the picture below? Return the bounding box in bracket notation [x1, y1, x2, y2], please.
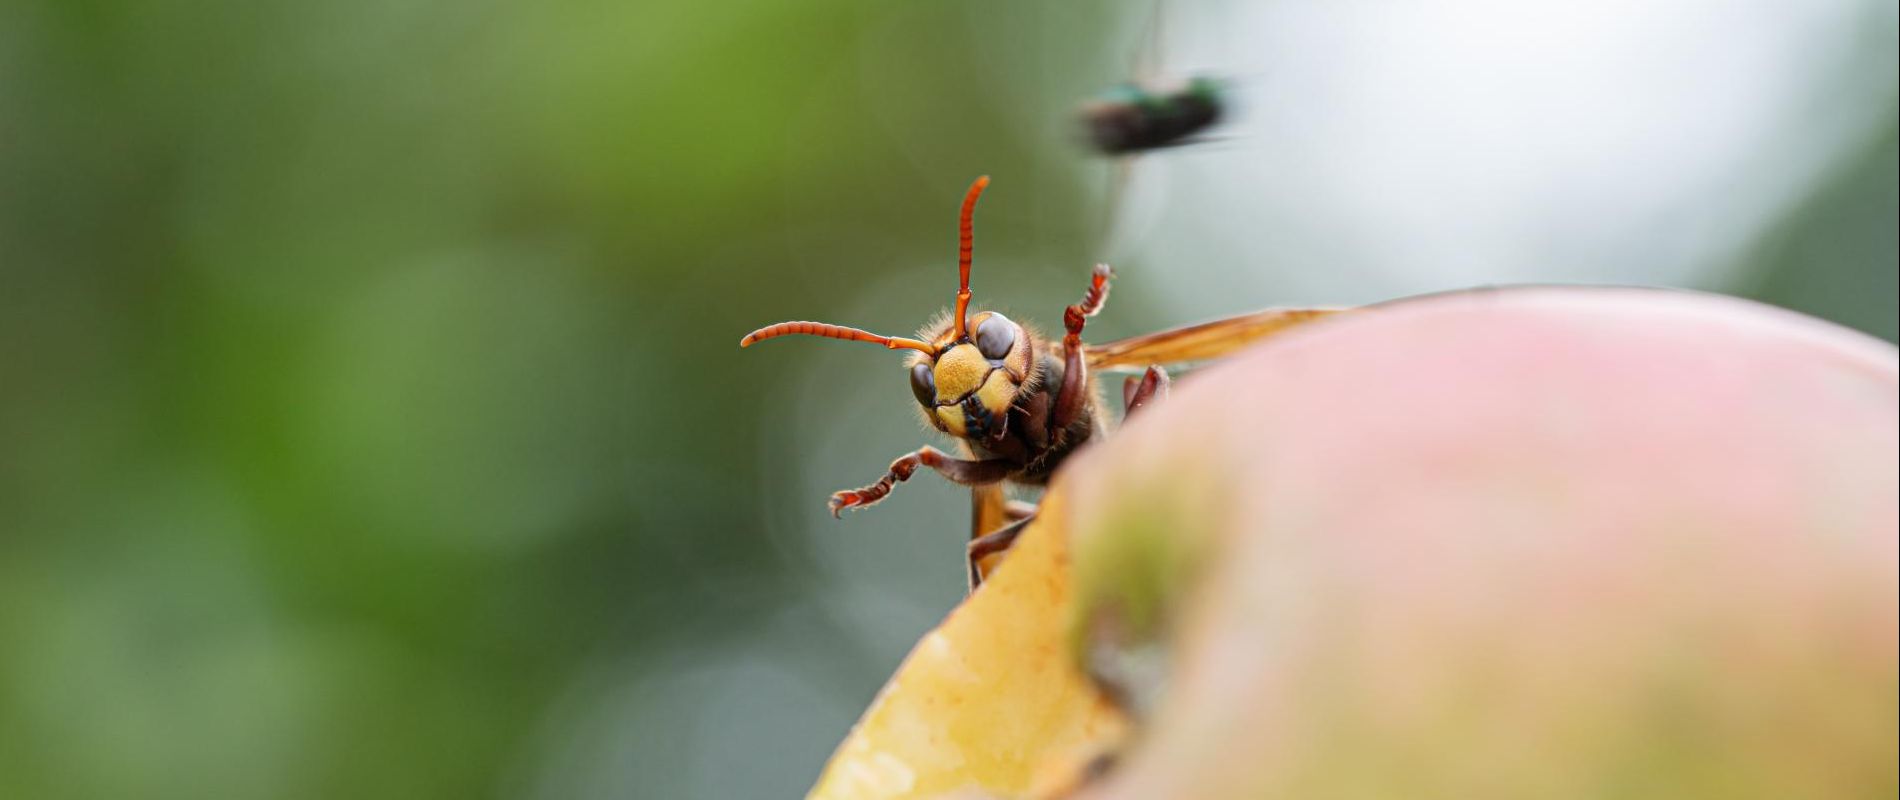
[806, 490, 1126, 800]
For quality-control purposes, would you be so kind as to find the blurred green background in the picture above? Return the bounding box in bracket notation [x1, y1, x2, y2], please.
[0, 1, 1893, 798]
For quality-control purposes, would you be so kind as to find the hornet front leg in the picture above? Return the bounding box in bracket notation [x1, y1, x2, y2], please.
[1051, 263, 1114, 437]
[829, 446, 1015, 517]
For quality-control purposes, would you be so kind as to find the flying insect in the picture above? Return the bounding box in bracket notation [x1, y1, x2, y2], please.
[1081, 75, 1226, 155]
[741, 176, 1338, 585]
[1080, 0, 1238, 264]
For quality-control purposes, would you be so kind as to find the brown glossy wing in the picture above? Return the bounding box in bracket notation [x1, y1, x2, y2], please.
[1085, 307, 1349, 371]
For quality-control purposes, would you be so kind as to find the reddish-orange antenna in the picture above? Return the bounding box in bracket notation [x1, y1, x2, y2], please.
[952, 175, 990, 342]
[740, 321, 936, 354]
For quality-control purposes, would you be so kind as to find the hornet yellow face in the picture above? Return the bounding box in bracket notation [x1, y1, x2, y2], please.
[740, 175, 1029, 440]
[909, 311, 1032, 440]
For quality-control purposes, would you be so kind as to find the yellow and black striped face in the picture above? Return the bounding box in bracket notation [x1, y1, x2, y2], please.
[910, 311, 1031, 439]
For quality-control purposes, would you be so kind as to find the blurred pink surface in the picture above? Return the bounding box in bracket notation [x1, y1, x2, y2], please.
[1070, 288, 1898, 798]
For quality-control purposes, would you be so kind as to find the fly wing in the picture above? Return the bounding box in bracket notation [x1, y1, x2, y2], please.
[1085, 307, 1349, 372]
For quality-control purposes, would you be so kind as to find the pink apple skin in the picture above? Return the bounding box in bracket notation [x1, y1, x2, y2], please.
[1065, 288, 1898, 799]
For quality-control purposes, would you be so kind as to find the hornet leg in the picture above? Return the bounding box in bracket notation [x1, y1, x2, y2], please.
[1121, 365, 1170, 417]
[967, 514, 1036, 591]
[1003, 499, 1039, 521]
[1051, 263, 1114, 436]
[829, 446, 1014, 517]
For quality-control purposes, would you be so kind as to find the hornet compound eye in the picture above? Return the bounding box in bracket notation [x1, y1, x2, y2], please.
[974, 313, 1017, 360]
[909, 361, 938, 406]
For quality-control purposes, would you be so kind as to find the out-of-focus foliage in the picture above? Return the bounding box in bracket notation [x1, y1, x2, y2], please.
[0, 0, 1892, 798]
[1740, 121, 1900, 342]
